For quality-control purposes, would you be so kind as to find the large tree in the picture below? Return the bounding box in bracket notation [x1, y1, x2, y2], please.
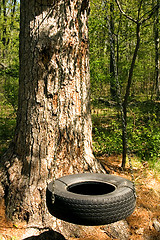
[0, 0, 104, 237]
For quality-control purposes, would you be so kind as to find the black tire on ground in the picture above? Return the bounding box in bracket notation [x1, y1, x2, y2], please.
[46, 173, 136, 226]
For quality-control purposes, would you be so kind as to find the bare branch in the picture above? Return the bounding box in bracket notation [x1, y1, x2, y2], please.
[138, 0, 143, 20]
[140, 3, 160, 24]
[115, 0, 137, 23]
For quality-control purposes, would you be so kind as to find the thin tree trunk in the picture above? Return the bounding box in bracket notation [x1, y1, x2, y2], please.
[121, 22, 141, 168]
[153, 0, 160, 100]
[115, 0, 157, 168]
[2, 0, 7, 58]
[10, 0, 17, 30]
[0, 0, 105, 236]
[0, 1, 1, 58]
[109, 1, 117, 100]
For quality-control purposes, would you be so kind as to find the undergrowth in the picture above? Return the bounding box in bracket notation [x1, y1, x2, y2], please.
[0, 98, 159, 173]
[0, 103, 16, 157]
[92, 100, 160, 172]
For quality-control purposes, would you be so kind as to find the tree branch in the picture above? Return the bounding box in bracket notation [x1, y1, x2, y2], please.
[140, 3, 160, 24]
[115, 0, 137, 23]
[138, 0, 143, 20]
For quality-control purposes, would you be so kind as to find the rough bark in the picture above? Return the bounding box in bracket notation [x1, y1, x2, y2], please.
[0, 0, 105, 237]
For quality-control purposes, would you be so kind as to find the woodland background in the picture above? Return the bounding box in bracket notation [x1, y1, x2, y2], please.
[0, 0, 160, 172]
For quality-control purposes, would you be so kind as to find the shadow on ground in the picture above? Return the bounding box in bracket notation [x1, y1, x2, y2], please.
[23, 230, 66, 240]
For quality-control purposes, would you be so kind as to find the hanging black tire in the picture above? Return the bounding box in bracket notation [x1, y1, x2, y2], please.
[46, 173, 136, 226]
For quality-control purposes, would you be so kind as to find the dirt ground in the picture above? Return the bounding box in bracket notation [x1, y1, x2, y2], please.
[0, 155, 160, 240]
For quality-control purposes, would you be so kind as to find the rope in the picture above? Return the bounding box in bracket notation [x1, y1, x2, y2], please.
[51, 89, 61, 204]
[104, 2, 137, 198]
[51, 75, 61, 203]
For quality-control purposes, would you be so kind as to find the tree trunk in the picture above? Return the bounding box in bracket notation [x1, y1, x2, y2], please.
[0, 0, 104, 237]
[109, 1, 117, 100]
[121, 22, 141, 168]
[2, 0, 7, 58]
[153, 0, 160, 100]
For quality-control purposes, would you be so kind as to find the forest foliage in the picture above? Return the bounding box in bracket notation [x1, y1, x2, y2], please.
[0, 0, 160, 171]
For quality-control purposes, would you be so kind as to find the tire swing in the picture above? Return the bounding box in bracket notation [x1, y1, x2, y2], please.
[46, 5, 136, 226]
[46, 85, 136, 226]
[46, 173, 136, 226]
